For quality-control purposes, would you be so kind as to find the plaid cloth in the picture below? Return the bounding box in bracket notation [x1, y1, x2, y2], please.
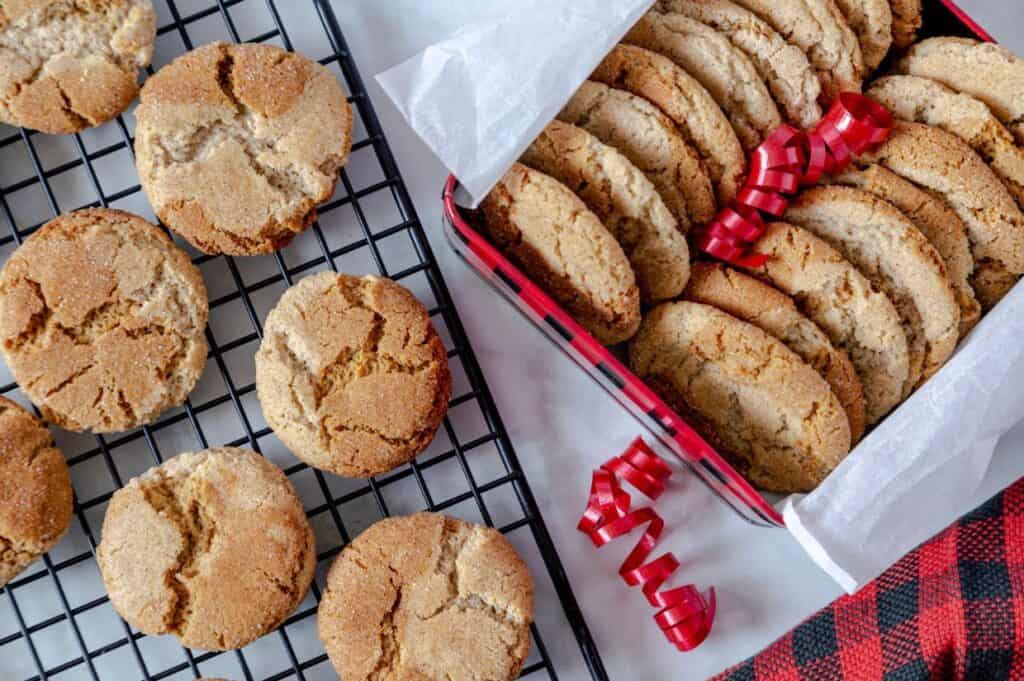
[713, 478, 1024, 681]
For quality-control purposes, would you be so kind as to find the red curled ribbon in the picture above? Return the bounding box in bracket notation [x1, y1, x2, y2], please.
[578, 438, 716, 651]
[697, 92, 894, 266]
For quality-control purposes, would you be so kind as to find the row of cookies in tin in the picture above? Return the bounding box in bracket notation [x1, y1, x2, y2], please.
[478, 2, 1024, 494]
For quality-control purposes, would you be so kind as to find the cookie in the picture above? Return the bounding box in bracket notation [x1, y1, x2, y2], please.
[785, 186, 960, 390]
[318, 513, 534, 681]
[0, 0, 156, 133]
[624, 11, 782, 149]
[832, 0, 892, 73]
[630, 301, 851, 493]
[684, 262, 866, 441]
[0, 208, 208, 433]
[560, 80, 715, 229]
[0, 397, 73, 587]
[726, 0, 864, 102]
[481, 164, 641, 344]
[859, 121, 1024, 309]
[657, 0, 822, 127]
[867, 75, 1024, 211]
[831, 163, 981, 336]
[135, 42, 353, 255]
[591, 43, 746, 204]
[97, 448, 316, 651]
[895, 38, 1024, 146]
[740, 222, 910, 425]
[521, 120, 691, 302]
[256, 272, 451, 478]
[889, 0, 921, 49]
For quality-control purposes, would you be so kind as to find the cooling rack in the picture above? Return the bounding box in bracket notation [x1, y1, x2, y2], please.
[0, 2, 608, 679]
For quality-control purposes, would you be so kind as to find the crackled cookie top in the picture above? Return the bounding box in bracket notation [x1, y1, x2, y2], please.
[318, 513, 534, 681]
[0, 397, 73, 587]
[97, 448, 316, 651]
[0, 0, 155, 133]
[135, 42, 353, 255]
[255, 272, 451, 478]
[0, 208, 208, 433]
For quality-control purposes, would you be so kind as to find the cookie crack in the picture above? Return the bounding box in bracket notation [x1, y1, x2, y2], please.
[368, 565, 403, 681]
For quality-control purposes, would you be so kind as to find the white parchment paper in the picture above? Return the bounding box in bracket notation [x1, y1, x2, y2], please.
[375, 1, 1024, 593]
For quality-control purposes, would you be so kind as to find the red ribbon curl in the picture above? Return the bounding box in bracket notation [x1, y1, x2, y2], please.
[696, 93, 894, 266]
[578, 438, 716, 652]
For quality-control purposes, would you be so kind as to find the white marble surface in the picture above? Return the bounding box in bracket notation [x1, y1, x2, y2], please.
[331, 1, 1024, 679]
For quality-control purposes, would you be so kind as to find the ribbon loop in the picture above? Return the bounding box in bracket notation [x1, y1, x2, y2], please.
[696, 93, 893, 266]
[578, 437, 715, 652]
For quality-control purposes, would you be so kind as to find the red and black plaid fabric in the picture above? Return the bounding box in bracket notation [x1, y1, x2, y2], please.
[713, 478, 1024, 681]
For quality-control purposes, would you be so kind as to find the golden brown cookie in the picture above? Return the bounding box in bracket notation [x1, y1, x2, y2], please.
[256, 272, 451, 478]
[725, 0, 864, 102]
[0, 208, 208, 433]
[740, 222, 910, 425]
[683, 262, 866, 442]
[480, 164, 641, 344]
[867, 75, 1024, 212]
[785, 186, 960, 390]
[895, 38, 1024, 146]
[97, 448, 316, 651]
[625, 11, 782, 149]
[859, 121, 1024, 310]
[0, 0, 156, 133]
[520, 120, 691, 302]
[318, 513, 534, 681]
[590, 43, 746, 204]
[658, 0, 823, 128]
[559, 80, 715, 227]
[889, 0, 921, 49]
[832, 0, 892, 73]
[831, 163, 981, 336]
[0, 397, 72, 587]
[135, 42, 353, 255]
[630, 301, 851, 493]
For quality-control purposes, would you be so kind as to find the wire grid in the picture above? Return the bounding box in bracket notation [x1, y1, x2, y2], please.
[0, 2, 607, 680]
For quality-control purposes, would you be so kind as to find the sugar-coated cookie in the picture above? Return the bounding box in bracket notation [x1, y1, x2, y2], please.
[521, 120, 691, 302]
[318, 513, 533, 681]
[256, 272, 451, 477]
[97, 448, 316, 651]
[135, 42, 352, 255]
[630, 301, 851, 493]
[0, 208, 208, 433]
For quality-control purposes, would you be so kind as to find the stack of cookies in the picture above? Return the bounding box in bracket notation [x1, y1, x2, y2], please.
[481, 0, 1024, 494]
[2, 5, 538, 677]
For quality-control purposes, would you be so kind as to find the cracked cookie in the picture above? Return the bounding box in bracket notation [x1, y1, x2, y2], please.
[256, 272, 451, 478]
[683, 262, 866, 442]
[520, 120, 690, 303]
[0, 397, 72, 587]
[889, 0, 921, 49]
[590, 43, 745, 205]
[97, 447, 315, 651]
[318, 513, 534, 681]
[832, 0, 892, 73]
[135, 42, 353, 255]
[867, 75, 1024, 212]
[0, 208, 208, 433]
[895, 38, 1024, 147]
[858, 121, 1024, 310]
[738, 222, 910, 425]
[726, 0, 864, 102]
[657, 0, 823, 128]
[785, 186, 960, 391]
[559, 80, 715, 228]
[480, 163, 642, 345]
[831, 162, 981, 337]
[0, 0, 156, 134]
[624, 10, 782, 150]
[629, 301, 851, 493]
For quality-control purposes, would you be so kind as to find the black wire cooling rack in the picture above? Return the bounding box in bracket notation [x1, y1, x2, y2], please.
[0, 2, 609, 679]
